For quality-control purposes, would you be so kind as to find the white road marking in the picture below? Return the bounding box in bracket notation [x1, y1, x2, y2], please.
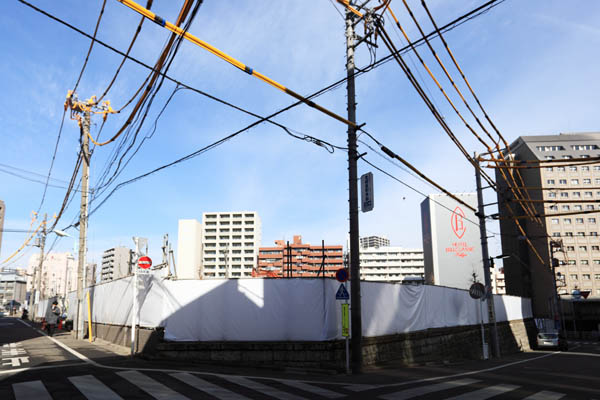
[523, 390, 565, 399]
[379, 378, 480, 399]
[281, 380, 346, 398]
[344, 384, 378, 391]
[13, 380, 52, 400]
[117, 370, 189, 400]
[222, 375, 307, 400]
[69, 374, 124, 400]
[445, 383, 519, 399]
[171, 372, 251, 400]
[2, 356, 29, 367]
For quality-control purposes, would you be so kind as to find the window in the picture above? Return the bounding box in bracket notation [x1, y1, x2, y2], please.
[562, 205, 570, 211]
[573, 192, 581, 198]
[589, 218, 597, 224]
[564, 218, 572, 224]
[559, 179, 567, 185]
[206, 228, 216, 233]
[545, 156, 555, 160]
[585, 191, 593, 198]
[579, 246, 587, 251]
[557, 166, 566, 172]
[582, 166, 590, 171]
[595, 261, 600, 265]
[537, 145, 565, 151]
[563, 155, 573, 160]
[547, 179, 555, 185]
[551, 218, 559, 225]
[570, 274, 578, 280]
[546, 167, 553, 172]
[581, 260, 590, 266]
[570, 166, 578, 171]
[574, 205, 583, 211]
[566, 246, 575, 251]
[568, 260, 576, 265]
[576, 218, 584, 224]
[571, 144, 599, 150]
[595, 166, 600, 171]
[548, 192, 557, 198]
[595, 274, 600, 279]
[583, 274, 591, 280]
[596, 179, 600, 185]
[565, 232, 574, 237]
[584, 178, 592, 184]
[560, 192, 569, 198]
[552, 232, 561, 237]
[571, 179, 579, 185]
[549, 205, 558, 211]
[593, 246, 600, 251]
[590, 232, 598, 237]
[577, 232, 585, 237]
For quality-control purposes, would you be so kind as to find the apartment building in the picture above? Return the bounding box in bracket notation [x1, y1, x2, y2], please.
[0, 270, 26, 306]
[491, 267, 506, 295]
[496, 132, 600, 317]
[359, 246, 424, 283]
[256, 235, 343, 278]
[101, 247, 133, 282]
[359, 235, 390, 248]
[200, 211, 261, 279]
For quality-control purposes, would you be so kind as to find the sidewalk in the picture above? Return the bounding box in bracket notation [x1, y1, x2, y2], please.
[23, 318, 551, 385]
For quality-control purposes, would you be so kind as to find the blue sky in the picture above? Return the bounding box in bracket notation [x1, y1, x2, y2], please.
[1, 0, 599, 270]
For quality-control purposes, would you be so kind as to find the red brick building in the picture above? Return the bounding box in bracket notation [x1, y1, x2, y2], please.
[254, 235, 344, 278]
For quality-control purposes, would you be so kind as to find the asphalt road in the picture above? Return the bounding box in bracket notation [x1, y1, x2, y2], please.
[1, 315, 599, 399]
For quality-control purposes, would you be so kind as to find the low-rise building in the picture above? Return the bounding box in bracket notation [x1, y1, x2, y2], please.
[256, 235, 343, 278]
[0, 270, 27, 308]
[359, 235, 390, 248]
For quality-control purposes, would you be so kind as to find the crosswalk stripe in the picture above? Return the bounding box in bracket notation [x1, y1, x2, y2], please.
[281, 380, 345, 398]
[379, 378, 481, 400]
[13, 380, 52, 400]
[523, 390, 565, 399]
[343, 384, 378, 391]
[170, 372, 250, 400]
[221, 375, 307, 400]
[116, 370, 189, 400]
[69, 374, 124, 400]
[445, 383, 519, 399]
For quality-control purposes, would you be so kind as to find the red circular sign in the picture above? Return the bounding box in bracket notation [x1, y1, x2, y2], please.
[138, 256, 152, 270]
[335, 268, 349, 283]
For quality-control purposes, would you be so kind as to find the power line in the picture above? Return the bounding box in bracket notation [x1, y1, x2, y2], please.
[36, 110, 67, 214]
[71, 0, 106, 94]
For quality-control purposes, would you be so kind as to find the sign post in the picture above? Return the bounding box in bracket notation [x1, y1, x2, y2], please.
[131, 238, 151, 357]
[360, 172, 374, 213]
[335, 268, 350, 374]
[469, 282, 488, 360]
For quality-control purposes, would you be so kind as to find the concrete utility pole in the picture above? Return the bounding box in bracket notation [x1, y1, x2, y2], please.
[475, 160, 500, 358]
[345, 3, 362, 373]
[30, 213, 47, 310]
[76, 107, 91, 340]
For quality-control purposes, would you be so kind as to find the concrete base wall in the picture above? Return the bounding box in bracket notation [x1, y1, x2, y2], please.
[86, 322, 163, 354]
[141, 318, 537, 371]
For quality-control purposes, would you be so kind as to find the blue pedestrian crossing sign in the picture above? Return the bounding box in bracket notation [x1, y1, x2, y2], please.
[336, 283, 349, 300]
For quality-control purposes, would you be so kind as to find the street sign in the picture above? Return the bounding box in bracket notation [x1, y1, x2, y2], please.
[138, 256, 152, 270]
[360, 172, 374, 212]
[341, 304, 349, 337]
[335, 268, 349, 283]
[336, 283, 350, 300]
[469, 282, 485, 299]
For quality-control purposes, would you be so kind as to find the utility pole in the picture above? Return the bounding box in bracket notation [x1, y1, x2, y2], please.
[76, 105, 91, 340]
[550, 240, 566, 333]
[346, 3, 362, 373]
[30, 213, 47, 310]
[475, 159, 500, 358]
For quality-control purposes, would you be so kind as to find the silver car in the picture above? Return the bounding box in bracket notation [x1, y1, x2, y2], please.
[536, 332, 568, 350]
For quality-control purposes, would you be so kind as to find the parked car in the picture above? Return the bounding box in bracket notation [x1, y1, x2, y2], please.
[536, 332, 568, 351]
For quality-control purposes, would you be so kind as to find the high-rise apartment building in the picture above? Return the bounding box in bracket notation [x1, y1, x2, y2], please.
[359, 236, 390, 248]
[256, 235, 343, 278]
[359, 246, 424, 283]
[200, 211, 261, 279]
[496, 133, 600, 317]
[101, 247, 133, 282]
